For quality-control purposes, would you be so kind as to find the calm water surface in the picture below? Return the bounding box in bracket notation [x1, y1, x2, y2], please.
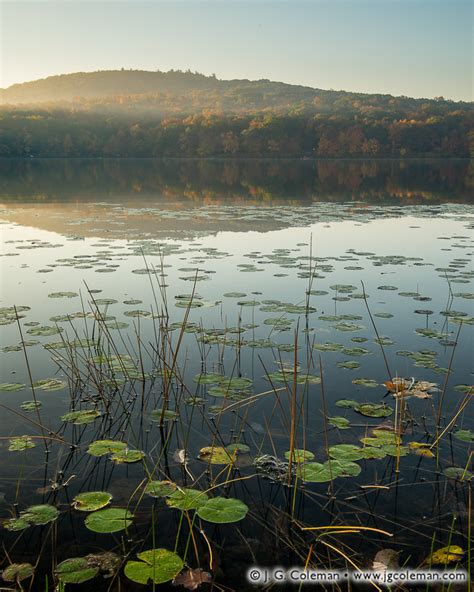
[0, 159, 473, 591]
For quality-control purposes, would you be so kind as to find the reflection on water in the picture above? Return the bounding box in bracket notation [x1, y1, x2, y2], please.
[0, 159, 473, 590]
[0, 157, 473, 204]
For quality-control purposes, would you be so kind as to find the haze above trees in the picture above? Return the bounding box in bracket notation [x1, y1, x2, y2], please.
[1, 69, 472, 158]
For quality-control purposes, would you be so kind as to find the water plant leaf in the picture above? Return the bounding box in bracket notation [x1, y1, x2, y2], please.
[84, 508, 133, 533]
[453, 429, 474, 443]
[0, 382, 25, 392]
[354, 403, 393, 418]
[196, 497, 249, 523]
[72, 492, 112, 512]
[166, 488, 209, 511]
[172, 568, 212, 590]
[8, 435, 36, 451]
[87, 440, 128, 457]
[1, 563, 35, 583]
[32, 378, 66, 391]
[444, 467, 473, 481]
[198, 446, 233, 464]
[4, 505, 59, 531]
[428, 546, 464, 565]
[284, 449, 315, 463]
[124, 549, 184, 585]
[110, 449, 145, 463]
[55, 558, 99, 584]
[329, 444, 365, 461]
[328, 416, 351, 429]
[325, 459, 362, 477]
[335, 399, 359, 409]
[301, 462, 334, 483]
[61, 409, 100, 425]
[145, 480, 177, 498]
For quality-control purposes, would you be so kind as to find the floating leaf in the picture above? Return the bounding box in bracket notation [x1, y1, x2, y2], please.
[453, 429, 474, 443]
[84, 508, 133, 533]
[124, 549, 184, 585]
[145, 480, 177, 498]
[172, 568, 212, 590]
[0, 382, 24, 392]
[198, 446, 233, 464]
[301, 462, 334, 483]
[428, 546, 464, 565]
[61, 409, 100, 425]
[196, 497, 249, 524]
[444, 467, 473, 481]
[87, 440, 128, 457]
[32, 378, 66, 391]
[328, 417, 350, 431]
[355, 403, 393, 418]
[110, 449, 145, 464]
[4, 505, 59, 531]
[284, 449, 315, 463]
[55, 558, 99, 584]
[2, 563, 35, 583]
[8, 435, 36, 451]
[166, 489, 209, 511]
[72, 492, 112, 512]
[329, 444, 365, 462]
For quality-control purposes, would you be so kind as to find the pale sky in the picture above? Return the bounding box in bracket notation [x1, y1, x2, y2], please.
[0, 0, 472, 101]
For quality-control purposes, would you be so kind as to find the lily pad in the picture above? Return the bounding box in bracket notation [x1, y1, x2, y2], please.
[55, 558, 99, 584]
[196, 497, 249, 523]
[72, 492, 112, 512]
[124, 549, 184, 585]
[284, 449, 315, 463]
[328, 416, 351, 429]
[4, 504, 59, 531]
[110, 449, 145, 464]
[8, 435, 36, 451]
[166, 488, 209, 511]
[453, 429, 474, 443]
[198, 446, 234, 464]
[84, 508, 133, 533]
[428, 546, 464, 565]
[61, 409, 100, 425]
[2, 563, 35, 583]
[87, 440, 128, 457]
[355, 403, 393, 418]
[145, 480, 177, 498]
[444, 467, 473, 481]
[329, 444, 365, 462]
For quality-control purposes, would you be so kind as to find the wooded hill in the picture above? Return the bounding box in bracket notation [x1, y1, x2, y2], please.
[1, 70, 472, 158]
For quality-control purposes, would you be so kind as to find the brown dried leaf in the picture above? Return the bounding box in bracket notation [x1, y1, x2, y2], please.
[173, 568, 212, 590]
[372, 549, 399, 572]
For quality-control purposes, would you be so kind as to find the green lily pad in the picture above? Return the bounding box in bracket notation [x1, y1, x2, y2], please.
[4, 505, 59, 531]
[354, 403, 393, 418]
[20, 401, 41, 412]
[8, 435, 36, 451]
[198, 446, 234, 464]
[284, 449, 315, 463]
[61, 409, 100, 425]
[110, 449, 145, 463]
[32, 378, 66, 391]
[84, 508, 133, 533]
[0, 383, 25, 392]
[166, 488, 209, 511]
[150, 409, 178, 422]
[124, 549, 184, 585]
[225, 443, 251, 454]
[335, 399, 359, 409]
[72, 492, 112, 512]
[301, 462, 334, 483]
[329, 444, 365, 461]
[196, 497, 249, 523]
[453, 429, 474, 443]
[48, 292, 78, 299]
[145, 480, 177, 498]
[2, 563, 35, 583]
[26, 325, 63, 337]
[55, 558, 99, 584]
[328, 416, 351, 429]
[325, 459, 361, 477]
[87, 440, 128, 457]
[444, 467, 473, 481]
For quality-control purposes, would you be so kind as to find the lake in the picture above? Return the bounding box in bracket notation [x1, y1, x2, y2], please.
[0, 158, 473, 591]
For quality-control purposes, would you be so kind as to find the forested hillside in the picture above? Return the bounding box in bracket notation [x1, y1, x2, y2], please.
[1, 70, 472, 157]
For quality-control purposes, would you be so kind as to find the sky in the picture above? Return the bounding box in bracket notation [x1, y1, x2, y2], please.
[0, 0, 472, 101]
